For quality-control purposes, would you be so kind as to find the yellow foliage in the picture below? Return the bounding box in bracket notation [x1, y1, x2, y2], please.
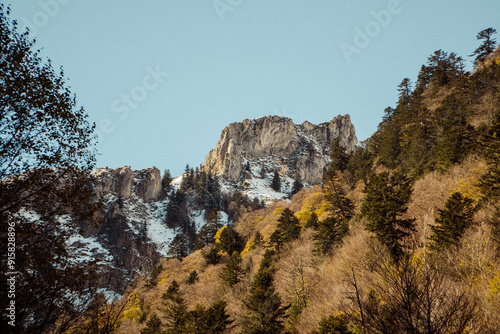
[487, 272, 500, 309]
[122, 305, 143, 322]
[273, 207, 285, 217]
[295, 191, 330, 222]
[449, 166, 485, 202]
[241, 239, 254, 258]
[214, 225, 227, 244]
[122, 292, 143, 322]
[295, 210, 310, 223]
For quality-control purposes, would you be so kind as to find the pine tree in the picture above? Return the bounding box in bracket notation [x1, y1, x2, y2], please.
[291, 174, 303, 196]
[162, 169, 173, 192]
[241, 251, 288, 333]
[180, 164, 194, 192]
[162, 280, 188, 334]
[313, 217, 346, 255]
[269, 208, 301, 253]
[185, 301, 233, 334]
[203, 301, 234, 334]
[470, 28, 497, 66]
[305, 212, 319, 229]
[168, 233, 189, 260]
[328, 137, 349, 172]
[185, 270, 199, 285]
[220, 252, 245, 286]
[217, 225, 243, 254]
[361, 172, 416, 261]
[316, 314, 352, 334]
[323, 170, 354, 221]
[430, 192, 477, 250]
[479, 111, 500, 201]
[271, 170, 281, 192]
[147, 264, 164, 287]
[203, 245, 222, 265]
[165, 189, 188, 228]
[141, 313, 163, 334]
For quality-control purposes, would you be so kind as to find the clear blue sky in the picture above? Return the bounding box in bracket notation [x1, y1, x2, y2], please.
[8, 0, 500, 176]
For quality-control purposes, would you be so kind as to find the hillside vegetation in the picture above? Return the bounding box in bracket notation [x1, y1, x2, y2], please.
[85, 30, 500, 334]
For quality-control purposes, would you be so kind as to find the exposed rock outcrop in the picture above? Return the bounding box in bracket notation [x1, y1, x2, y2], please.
[202, 115, 358, 185]
[92, 166, 161, 202]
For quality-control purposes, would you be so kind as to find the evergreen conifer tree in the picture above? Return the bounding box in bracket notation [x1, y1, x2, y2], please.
[430, 192, 477, 250]
[313, 217, 346, 255]
[168, 233, 189, 260]
[241, 251, 288, 333]
[185, 270, 199, 285]
[217, 225, 243, 254]
[305, 212, 320, 229]
[291, 174, 303, 196]
[323, 170, 354, 221]
[269, 208, 301, 253]
[162, 280, 188, 334]
[195, 209, 223, 249]
[162, 169, 173, 192]
[220, 252, 245, 286]
[271, 170, 281, 192]
[328, 137, 349, 172]
[203, 245, 222, 265]
[479, 111, 500, 201]
[141, 313, 163, 334]
[361, 172, 416, 261]
[470, 28, 497, 65]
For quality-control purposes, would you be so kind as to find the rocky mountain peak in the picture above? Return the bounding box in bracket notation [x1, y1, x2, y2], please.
[202, 115, 358, 185]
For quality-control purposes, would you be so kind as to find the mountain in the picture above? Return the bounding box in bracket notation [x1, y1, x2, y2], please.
[203, 115, 357, 185]
[68, 114, 358, 296]
[202, 114, 358, 201]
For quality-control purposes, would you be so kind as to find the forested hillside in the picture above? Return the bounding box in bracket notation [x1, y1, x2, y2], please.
[83, 29, 500, 333]
[2, 3, 500, 331]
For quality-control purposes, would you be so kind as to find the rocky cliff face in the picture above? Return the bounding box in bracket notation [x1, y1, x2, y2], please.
[93, 166, 162, 202]
[202, 115, 358, 185]
[74, 166, 171, 295]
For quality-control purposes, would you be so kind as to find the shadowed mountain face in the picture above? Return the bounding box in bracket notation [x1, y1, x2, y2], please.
[202, 115, 358, 185]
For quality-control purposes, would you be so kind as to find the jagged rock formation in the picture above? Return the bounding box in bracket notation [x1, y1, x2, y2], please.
[202, 115, 358, 185]
[74, 166, 171, 294]
[93, 166, 162, 202]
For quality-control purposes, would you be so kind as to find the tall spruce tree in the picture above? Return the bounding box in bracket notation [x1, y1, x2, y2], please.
[271, 170, 281, 192]
[313, 217, 346, 255]
[162, 280, 188, 334]
[220, 252, 245, 286]
[269, 208, 301, 253]
[162, 169, 173, 192]
[361, 172, 416, 261]
[430, 192, 477, 250]
[241, 251, 288, 333]
[470, 28, 497, 66]
[141, 313, 163, 334]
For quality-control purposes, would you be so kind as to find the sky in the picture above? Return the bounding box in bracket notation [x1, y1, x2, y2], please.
[7, 0, 500, 176]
